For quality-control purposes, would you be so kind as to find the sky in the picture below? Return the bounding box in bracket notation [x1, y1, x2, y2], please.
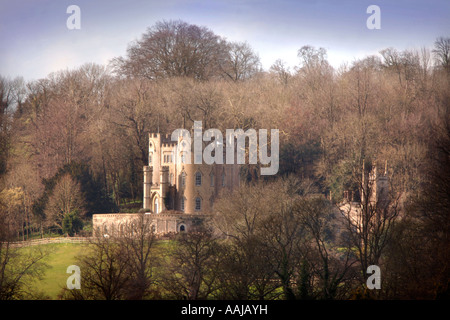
[0, 0, 449, 82]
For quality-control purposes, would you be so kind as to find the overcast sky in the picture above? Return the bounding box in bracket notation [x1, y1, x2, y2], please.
[0, 0, 449, 81]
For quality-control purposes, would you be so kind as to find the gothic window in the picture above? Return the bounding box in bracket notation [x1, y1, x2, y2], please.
[179, 224, 186, 232]
[181, 172, 186, 187]
[195, 197, 202, 211]
[181, 197, 185, 212]
[195, 172, 202, 186]
[164, 154, 173, 163]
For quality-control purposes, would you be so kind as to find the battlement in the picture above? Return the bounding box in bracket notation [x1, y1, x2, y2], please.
[162, 142, 177, 148]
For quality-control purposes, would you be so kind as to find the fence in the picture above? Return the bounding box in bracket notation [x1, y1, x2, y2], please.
[7, 237, 93, 247]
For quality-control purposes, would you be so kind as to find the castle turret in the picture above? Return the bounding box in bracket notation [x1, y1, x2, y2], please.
[143, 166, 153, 210]
[160, 166, 169, 212]
[362, 160, 389, 209]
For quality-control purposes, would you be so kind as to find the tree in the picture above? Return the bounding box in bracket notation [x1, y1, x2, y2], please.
[64, 235, 131, 300]
[297, 197, 358, 299]
[270, 59, 291, 86]
[339, 161, 401, 290]
[433, 36, 450, 72]
[0, 76, 25, 178]
[221, 41, 261, 81]
[0, 195, 50, 299]
[118, 214, 157, 299]
[297, 45, 333, 90]
[386, 110, 450, 299]
[113, 20, 228, 80]
[62, 210, 83, 236]
[62, 214, 157, 300]
[160, 227, 223, 300]
[45, 173, 86, 233]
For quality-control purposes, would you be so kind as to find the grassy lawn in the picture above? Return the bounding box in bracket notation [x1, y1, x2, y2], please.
[31, 243, 88, 300]
[29, 240, 172, 300]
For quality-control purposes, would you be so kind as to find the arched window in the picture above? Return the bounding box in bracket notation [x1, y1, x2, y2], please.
[179, 224, 186, 232]
[154, 197, 159, 214]
[181, 172, 186, 187]
[195, 172, 202, 186]
[195, 197, 202, 211]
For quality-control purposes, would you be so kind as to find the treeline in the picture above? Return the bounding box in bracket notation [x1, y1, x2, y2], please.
[0, 20, 449, 298]
[59, 159, 448, 301]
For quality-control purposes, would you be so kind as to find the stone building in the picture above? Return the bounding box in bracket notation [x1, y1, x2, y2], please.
[339, 160, 390, 226]
[143, 132, 240, 215]
[93, 131, 240, 235]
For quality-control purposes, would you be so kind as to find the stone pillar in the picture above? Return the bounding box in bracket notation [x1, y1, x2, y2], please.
[143, 166, 153, 210]
[160, 166, 169, 211]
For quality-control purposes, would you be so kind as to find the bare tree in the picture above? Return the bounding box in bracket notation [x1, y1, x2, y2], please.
[119, 214, 157, 299]
[433, 36, 450, 72]
[298, 197, 358, 299]
[45, 173, 85, 232]
[159, 227, 223, 300]
[270, 59, 291, 86]
[0, 76, 26, 178]
[63, 215, 156, 300]
[0, 195, 50, 300]
[64, 235, 131, 300]
[221, 41, 261, 81]
[339, 161, 401, 287]
[113, 20, 229, 81]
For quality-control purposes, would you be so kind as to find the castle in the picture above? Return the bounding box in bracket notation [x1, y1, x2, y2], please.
[339, 160, 390, 226]
[93, 131, 240, 235]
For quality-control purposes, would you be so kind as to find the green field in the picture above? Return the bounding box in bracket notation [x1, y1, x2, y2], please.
[28, 241, 172, 300]
[31, 243, 88, 300]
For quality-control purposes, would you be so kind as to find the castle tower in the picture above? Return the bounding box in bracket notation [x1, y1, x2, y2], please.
[143, 166, 153, 210]
[160, 166, 169, 212]
[362, 160, 389, 208]
[143, 129, 241, 215]
[148, 133, 161, 185]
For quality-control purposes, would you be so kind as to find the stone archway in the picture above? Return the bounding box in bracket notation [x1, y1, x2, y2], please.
[151, 192, 160, 214]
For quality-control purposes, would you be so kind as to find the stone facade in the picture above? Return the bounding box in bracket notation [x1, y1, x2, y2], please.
[143, 132, 240, 214]
[92, 212, 208, 236]
[93, 131, 240, 235]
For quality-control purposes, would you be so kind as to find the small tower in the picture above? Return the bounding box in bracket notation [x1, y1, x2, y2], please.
[143, 166, 153, 210]
[149, 133, 161, 185]
[160, 166, 169, 212]
[362, 160, 389, 208]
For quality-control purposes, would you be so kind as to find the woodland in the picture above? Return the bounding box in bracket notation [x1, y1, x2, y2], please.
[0, 20, 449, 299]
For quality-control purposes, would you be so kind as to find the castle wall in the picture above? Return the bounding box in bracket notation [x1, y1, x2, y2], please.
[92, 213, 209, 236]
